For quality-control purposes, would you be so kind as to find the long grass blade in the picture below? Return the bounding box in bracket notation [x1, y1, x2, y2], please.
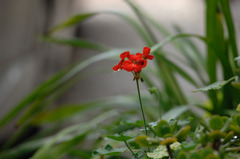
[31, 110, 118, 159]
[48, 13, 97, 34]
[40, 36, 111, 51]
[219, 0, 239, 59]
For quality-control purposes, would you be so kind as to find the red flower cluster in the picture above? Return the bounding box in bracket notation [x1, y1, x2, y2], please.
[113, 47, 154, 74]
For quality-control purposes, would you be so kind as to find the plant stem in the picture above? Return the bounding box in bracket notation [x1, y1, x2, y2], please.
[166, 145, 174, 159]
[157, 90, 162, 119]
[136, 79, 148, 136]
[123, 140, 139, 159]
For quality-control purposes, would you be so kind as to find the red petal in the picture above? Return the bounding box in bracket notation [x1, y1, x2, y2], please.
[120, 51, 130, 60]
[143, 47, 151, 56]
[113, 65, 119, 71]
[122, 60, 134, 72]
[146, 55, 154, 60]
[142, 60, 147, 68]
[113, 60, 124, 71]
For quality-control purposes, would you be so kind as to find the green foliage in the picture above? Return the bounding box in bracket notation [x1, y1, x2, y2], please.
[1, 0, 240, 158]
[193, 77, 236, 92]
[92, 144, 127, 156]
[106, 134, 133, 142]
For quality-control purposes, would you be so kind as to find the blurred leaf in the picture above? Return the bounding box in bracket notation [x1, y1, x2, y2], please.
[32, 105, 86, 125]
[40, 36, 110, 51]
[49, 13, 97, 34]
[155, 120, 171, 137]
[154, 55, 187, 105]
[31, 110, 118, 159]
[68, 149, 92, 158]
[237, 104, 240, 111]
[50, 11, 151, 45]
[124, 0, 157, 45]
[175, 126, 191, 141]
[173, 25, 205, 67]
[103, 10, 151, 45]
[177, 151, 188, 159]
[158, 54, 198, 87]
[231, 82, 240, 90]
[151, 33, 206, 53]
[107, 122, 140, 134]
[0, 49, 120, 129]
[205, 0, 218, 83]
[92, 144, 127, 156]
[34, 133, 87, 159]
[135, 135, 159, 147]
[106, 134, 133, 142]
[219, 0, 238, 58]
[193, 76, 236, 92]
[209, 116, 224, 130]
[31, 95, 139, 125]
[189, 152, 201, 159]
[232, 114, 240, 126]
[0, 129, 84, 159]
[162, 106, 190, 121]
[181, 141, 196, 151]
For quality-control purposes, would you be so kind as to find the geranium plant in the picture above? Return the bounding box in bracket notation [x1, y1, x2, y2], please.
[0, 0, 240, 159]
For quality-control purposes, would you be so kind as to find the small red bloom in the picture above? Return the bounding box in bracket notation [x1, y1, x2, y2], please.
[113, 47, 154, 79]
[143, 47, 154, 60]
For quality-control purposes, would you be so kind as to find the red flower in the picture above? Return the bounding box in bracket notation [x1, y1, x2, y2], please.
[113, 47, 154, 75]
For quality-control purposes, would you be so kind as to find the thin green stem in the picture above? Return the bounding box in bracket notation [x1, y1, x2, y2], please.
[157, 90, 162, 119]
[136, 79, 148, 136]
[123, 140, 139, 159]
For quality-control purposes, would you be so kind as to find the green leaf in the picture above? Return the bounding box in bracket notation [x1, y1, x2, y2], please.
[49, 11, 151, 45]
[162, 106, 190, 121]
[232, 114, 240, 126]
[158, 54, 198, 87]
[173, 25, 205, 68]
[31, 110, 118, 159]
[205, 0, 219, 83]
[108, 123, 139, 134]
[40, 36, 110, 51]
[35, 133, 87, 159]
[219, 0, 239, 58]
[237, 104, 240, 111]
[175, 126, 191, 141]
[106, 134, 133, 142]
[135, 135, 160, 147]
[49, 13, 97, 34]
[151, 33, 206, 53]
[124, 0, 157, 45]
[155, 120, 171, 137]
[193, 76, 236, 92]
[103, 10, 151, 45]
[177, 151, 188, 159]
[0, 49, 121, 129]
[32, 106, 85, 125]
[189, 152, 201, 159]
[68, 149, 92, 158]
[209, 116, 224, 130]
[32, 95, 139, 125]
[92, 144, 127, 156]
[181, 141, 196, 151]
